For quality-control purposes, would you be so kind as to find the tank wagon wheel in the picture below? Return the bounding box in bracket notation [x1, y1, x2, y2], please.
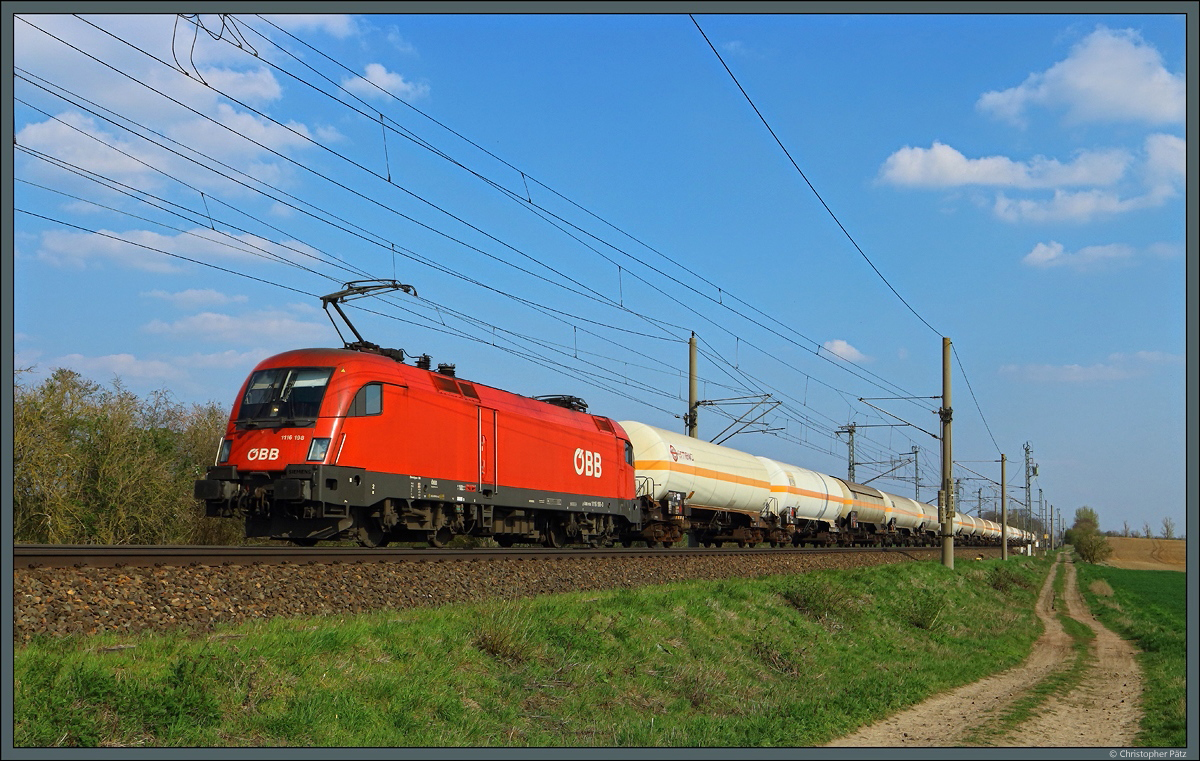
[645, 540, 659, 548]
[736, 540, 747, 548]
[662, 541, 673, 548]
[495, 537, 515, 548]
[621, 538, 633, 548]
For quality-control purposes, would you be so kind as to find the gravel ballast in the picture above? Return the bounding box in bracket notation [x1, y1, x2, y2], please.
[13, 548, 1000, 644]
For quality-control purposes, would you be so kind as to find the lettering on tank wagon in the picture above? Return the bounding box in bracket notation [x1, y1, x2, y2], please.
[573, 448, 603, 477]
[668, 445, 694, 463]
[245, 447, 280, 461]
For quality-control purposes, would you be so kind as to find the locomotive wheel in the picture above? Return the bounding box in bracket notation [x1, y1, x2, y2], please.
[355, 523, 389, 548]
[645, 540, 659, 548]
[428, 527, 453, 548]
[662, 541, 673, 548]
[543, 523, 567, 548]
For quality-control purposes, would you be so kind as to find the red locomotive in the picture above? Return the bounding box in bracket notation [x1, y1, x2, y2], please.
[194, 343, 647, 547]
[196, 281, 672, 547]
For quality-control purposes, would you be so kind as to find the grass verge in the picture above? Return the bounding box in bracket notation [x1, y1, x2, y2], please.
[15, 556, 1049, 748]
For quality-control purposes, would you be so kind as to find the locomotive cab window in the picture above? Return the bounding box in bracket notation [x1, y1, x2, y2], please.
[237, 367, 332, 427]
[347, 383, 383, 416]
[624, 439, 634, 465]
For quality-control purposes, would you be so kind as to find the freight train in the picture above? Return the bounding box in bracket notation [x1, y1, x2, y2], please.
[195, 342, 1031, 551]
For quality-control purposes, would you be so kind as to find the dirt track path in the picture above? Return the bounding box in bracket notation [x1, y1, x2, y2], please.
[826, 553, 1143, 747]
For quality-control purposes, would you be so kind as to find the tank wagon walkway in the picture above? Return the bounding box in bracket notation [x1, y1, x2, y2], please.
[826, 553, 1143, 747]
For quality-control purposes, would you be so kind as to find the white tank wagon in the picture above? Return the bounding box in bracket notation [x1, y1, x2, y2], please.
[620, 420, 1017, 550]
[977, 518, 1001, 543]
[955, 513, 983, 544]
[754, 456, 848, 546]
[837, 481, 896, 536]
[619, 421, 775, 547]
[886, 493, 939, 545]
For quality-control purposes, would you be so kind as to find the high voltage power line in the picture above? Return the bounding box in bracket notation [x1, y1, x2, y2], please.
[14, 13, 974, 490]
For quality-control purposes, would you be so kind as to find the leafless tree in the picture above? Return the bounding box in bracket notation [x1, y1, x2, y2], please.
[1162, 516, 1176, 540]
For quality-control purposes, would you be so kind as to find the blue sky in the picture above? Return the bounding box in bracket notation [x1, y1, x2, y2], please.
[8, 10, 1192, 538]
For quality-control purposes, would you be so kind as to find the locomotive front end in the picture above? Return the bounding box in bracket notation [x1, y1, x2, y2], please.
[194, 351, 364, 544]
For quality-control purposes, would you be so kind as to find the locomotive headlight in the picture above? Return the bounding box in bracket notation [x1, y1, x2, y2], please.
[216, 438, 232, 464]
[307, 437, 331, 462]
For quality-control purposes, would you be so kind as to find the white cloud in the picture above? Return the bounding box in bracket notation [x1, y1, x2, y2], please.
[385, 26, 418, 55]
[36, 227, 326, 272]
[178, 349, 270, 371]
[143, 308, 332, 346]
[1021, 241, 1133, 271]
[262, 14, 359, 39]
[167, 103, 314, 162]
[16, 112, 162, 186]
[343, 63, 429, 101]
[194, 65, 282, 102]
[142, 288, 249, 308]
[1022, 240, 1181, 271]
[993, 188, 1165, 223]
[52, 352, 188, 382]
[1000, 351, 1183, 382]
[1142, 133, 1186, 190]
[822, 339, 869, 363]
[37, 228, 187, 273]
[977, 26, 1185, 127]
[879, 141, 1129, 188]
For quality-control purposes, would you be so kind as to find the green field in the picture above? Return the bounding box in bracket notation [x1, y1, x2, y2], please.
[15, 557, 1050, 748]
[1074, 562, 1187, 748]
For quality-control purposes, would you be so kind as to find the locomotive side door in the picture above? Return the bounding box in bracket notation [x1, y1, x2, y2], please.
[478, 406, 498, 496]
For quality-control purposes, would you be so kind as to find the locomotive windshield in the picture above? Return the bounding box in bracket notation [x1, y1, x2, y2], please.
[236, 367, 333, 428]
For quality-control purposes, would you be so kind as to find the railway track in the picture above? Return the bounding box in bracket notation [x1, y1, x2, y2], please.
[13, 543, 952, 569]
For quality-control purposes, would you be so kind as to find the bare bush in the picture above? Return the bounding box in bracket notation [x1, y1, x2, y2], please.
[13, 368, 239, 545]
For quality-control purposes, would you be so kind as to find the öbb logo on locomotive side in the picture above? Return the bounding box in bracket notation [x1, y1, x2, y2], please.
[245, 447, 280, 461]
[573, 448, 602, 477]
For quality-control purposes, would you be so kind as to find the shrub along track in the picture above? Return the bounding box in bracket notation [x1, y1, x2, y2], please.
[826, 552, 1143, 747]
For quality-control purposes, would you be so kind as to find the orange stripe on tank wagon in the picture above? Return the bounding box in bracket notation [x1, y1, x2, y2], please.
[634, 459, 770, 489]
[635, 459, 927, 518]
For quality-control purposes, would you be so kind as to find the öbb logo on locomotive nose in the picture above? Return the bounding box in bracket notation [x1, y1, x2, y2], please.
[245, 447, 280, 461]
[573, 448, 602, 477]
